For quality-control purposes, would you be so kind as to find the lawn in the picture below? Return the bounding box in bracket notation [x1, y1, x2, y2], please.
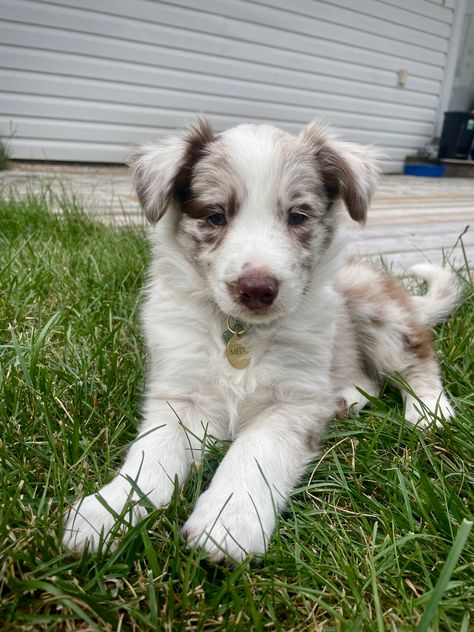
[0, 192, 473, 631]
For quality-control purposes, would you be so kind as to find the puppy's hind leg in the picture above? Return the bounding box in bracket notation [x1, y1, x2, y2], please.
[393, 323, 453, 428]
[399, 356, 454, 429]
[398, 264, 460, 428]
[336, 261, 455, 429]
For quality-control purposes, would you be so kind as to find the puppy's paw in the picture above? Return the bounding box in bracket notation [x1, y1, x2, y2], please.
[182, 489, 274, 562]
[405, 392, 454, 429]
[336, 381, 380, 419]
[62, 480, 147, 553]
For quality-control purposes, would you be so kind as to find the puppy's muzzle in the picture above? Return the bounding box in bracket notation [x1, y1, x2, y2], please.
[237, 275, 279, 310]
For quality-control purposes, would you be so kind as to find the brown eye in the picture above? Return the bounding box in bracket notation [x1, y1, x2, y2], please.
[208, 212, 227, 226]
[288, 211, 308, 226]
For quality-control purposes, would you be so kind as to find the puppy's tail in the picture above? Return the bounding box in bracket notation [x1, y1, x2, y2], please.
[410, 264, 462, 326]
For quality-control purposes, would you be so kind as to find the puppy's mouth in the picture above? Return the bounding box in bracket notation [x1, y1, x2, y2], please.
[239, 304, 277, 320]
[226, 306, 282, 328]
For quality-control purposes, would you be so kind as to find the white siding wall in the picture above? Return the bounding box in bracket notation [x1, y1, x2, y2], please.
[0, 0, 459, 171]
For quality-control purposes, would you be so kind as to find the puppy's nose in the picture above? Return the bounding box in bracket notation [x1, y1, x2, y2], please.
[238, 275, 279, 309]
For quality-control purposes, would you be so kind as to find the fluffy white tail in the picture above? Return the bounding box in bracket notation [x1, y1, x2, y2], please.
[410, 264, 462, 326]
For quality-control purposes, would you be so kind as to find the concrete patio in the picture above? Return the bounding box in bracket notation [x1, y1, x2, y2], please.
[1, 163, 473, 272]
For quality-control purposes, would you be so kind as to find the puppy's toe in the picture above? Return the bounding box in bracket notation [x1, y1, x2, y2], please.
[63, 493, 119, 553]
[182, 489, 271, 562]
[63, 483, 148, 553]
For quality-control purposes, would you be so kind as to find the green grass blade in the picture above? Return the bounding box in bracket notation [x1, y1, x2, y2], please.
[370, 522, 385, 632]
[416, 519, 473, 632]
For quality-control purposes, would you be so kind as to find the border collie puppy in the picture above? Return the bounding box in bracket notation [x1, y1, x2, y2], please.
[63, 119, 460, 560]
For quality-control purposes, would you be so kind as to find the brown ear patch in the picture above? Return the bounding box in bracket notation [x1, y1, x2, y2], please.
[174, 118, 216, 206]
[131, 117, 216, 223]
[318, 149, 368, 223]
[302, 123, 377, 224]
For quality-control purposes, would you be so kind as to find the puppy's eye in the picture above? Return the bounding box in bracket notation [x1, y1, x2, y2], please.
[208, 212, 227, 226]
[288, 211, 308, 226]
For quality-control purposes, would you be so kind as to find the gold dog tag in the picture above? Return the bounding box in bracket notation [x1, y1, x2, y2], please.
[226, 333, 250, 369]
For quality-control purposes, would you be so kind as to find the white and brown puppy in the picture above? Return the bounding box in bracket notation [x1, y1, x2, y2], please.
[63, 119, 460, 560]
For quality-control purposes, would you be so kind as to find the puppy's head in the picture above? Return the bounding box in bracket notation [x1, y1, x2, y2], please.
[132, 117, 379, 323]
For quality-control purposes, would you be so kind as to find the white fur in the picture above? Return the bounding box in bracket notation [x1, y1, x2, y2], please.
[63, 120, 459, 559]
[410, 264, 462, 325]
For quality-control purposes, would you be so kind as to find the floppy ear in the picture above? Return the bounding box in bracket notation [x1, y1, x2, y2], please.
[130, 117, 215, 223]
[301, 121, 380, 224]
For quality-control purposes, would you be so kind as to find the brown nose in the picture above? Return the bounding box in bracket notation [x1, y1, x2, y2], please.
[238, 275, 279, 310]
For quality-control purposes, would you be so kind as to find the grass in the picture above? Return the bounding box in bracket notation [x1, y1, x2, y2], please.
[0, 135, 10, 171]
[0, 191, 473, 631]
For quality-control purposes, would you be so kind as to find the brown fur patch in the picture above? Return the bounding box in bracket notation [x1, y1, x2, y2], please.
[340, 282, 373, 310]
[173, 118, 216, 207]
[369, 314, 385, 328]
[296, 203, 313, 214]
[340, 266, 435, 362]
[302, 125, 368, 223]
[293, 226, 312, 248]
[290, 191, 305, 201]
[319, 211, 337, 251]
[182, 188, 239, 221]
[279, 197, 317, 223]
[382, 276, 412, 310]
[190, 219, 227, 253]
[404, 325, 435, 361]
[226, 190, 239, 219]
[181, 197, 210, 219]
[342, 273, 412, 318]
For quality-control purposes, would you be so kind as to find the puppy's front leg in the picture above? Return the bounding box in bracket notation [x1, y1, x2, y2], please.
[183, 400, 331, 561]
[63, 398, 213, 553]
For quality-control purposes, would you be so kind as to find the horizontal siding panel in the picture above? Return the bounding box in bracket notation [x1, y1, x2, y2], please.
[0, 22, 442, 94]
[8, 137, 131, 162]
[49, 0, 449, 54]
[1, 92, 436, 137]
[2, 0, 446, 79]
[0, 0, 460, 171]
[1, 69, 437, 124]
[0, 115, 431, 151]
[379, 0, 453, 21]
[256, 0, 453, 29]
[381, 0, 456, 24]
[0, 92, 432, 141]
[169, 0, 450, 46]
[1, 44, 441, 110]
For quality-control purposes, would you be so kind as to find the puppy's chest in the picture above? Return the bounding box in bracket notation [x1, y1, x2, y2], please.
[146, 281, 337, 405]
[164, 316, 330, 393]
[202, 324, 275, 386]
